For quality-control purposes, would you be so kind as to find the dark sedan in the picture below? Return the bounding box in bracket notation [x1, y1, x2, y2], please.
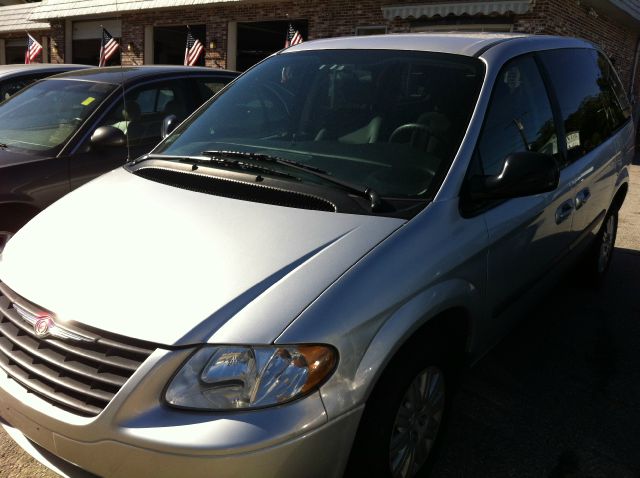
[0, 65, 238, 248]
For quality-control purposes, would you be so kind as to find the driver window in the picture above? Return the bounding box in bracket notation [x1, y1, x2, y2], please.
[94, 79, 190, 152]
[477, 55, 558, 176]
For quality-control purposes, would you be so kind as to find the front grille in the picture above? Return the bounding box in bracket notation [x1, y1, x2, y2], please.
[0, 283, 156, 417]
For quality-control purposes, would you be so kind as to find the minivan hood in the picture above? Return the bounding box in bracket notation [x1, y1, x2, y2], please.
[0, 168, 404, 346]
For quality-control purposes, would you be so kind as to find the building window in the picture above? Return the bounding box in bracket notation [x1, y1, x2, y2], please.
[72, 19, 121, 66]
[5, 38, 26, 64]
[356, 26, 387, 36]
[236, 20, 308, 72]
[154, 25, 206, 66]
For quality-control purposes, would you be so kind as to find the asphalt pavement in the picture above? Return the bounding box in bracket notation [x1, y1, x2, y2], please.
[1, 165, 639, 478]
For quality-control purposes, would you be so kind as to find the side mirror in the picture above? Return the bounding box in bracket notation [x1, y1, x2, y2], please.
[90, 126, 126, 148]
[468, 151, 560, 201]
[161, 115, 179, 139]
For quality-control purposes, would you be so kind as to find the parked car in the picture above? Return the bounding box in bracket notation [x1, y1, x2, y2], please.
[0, 34, 634, 478]
[0, 63, 89, 101]
[0, 65, 238, 250]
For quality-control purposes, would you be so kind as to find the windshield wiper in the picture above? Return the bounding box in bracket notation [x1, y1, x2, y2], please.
[201, 150, 382, 211]
[141, 154, 299, 181]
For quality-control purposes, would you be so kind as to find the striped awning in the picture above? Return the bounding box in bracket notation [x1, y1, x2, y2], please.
[383, 1, 532, 20]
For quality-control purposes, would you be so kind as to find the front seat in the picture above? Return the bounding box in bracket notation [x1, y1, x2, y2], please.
[123, 101, 144, 145]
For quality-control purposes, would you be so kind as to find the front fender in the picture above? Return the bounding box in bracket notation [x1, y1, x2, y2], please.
[346, 278, 479, 412]
[276, 198, 489, 420]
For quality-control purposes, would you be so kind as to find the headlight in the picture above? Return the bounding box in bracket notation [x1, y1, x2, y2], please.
[164, 345, 337, 410]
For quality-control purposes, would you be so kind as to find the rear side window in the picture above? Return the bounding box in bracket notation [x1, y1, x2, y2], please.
[539, 48, 628, 163]
[195, 78, 228, 102]
[478, 55, 558, 176]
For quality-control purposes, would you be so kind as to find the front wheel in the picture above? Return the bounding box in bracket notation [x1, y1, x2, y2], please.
[0, 230, 13, 253]
[345, 339, 454, 478]
[389, 366, 446, 477]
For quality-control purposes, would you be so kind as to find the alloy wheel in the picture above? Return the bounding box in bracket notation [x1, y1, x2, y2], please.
[389, 366, 445, 478]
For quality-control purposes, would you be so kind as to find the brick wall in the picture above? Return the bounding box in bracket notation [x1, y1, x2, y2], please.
[118, 0, 394, 69]
[40, 0, 640, 107]
[49, 20, 64, 64]
[515, 0, 640, 100]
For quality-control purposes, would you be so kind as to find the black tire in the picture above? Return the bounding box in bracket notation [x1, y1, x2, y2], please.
[344, 336, 456, 478]
[0, 211, 34, 251]
[582, 210, 618, 284]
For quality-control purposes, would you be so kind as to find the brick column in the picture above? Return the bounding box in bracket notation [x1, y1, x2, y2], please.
[49, 20, 65, 63]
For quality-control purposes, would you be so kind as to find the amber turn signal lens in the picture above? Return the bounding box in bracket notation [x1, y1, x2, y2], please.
[299, 345, 338, 393]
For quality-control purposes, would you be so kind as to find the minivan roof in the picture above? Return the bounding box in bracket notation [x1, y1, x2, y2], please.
[50, 65, 238, 85]
[283, 33, 595, 58]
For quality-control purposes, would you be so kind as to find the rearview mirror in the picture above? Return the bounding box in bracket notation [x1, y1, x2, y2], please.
[91, 126, 126, 148]
[161, 115, 179, 139]
[468, 151, 559, 201]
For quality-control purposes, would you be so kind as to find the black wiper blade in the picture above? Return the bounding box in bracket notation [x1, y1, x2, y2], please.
[201, 150, 382, 211]
[202, 150, 329, 174]
[142, 153, 299, 181]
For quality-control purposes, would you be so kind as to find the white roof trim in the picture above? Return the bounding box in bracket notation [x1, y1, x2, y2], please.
[0, 4, 50, 33]
[382, 1, 532, 20]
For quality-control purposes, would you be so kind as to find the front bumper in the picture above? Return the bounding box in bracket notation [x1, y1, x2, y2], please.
[0, 348, 362, 478]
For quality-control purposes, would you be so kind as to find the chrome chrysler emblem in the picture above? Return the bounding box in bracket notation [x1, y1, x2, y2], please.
[34, 317, 53, 338]
[12, 303, 94, 342]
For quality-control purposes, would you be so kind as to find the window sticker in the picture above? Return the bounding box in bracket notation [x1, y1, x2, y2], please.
[81, 97, 96, 106]
[566, 131, 580, 150]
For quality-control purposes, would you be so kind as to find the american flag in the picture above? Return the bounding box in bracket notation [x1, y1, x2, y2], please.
[184, 29, 204, 66]
[99, 28, 119, 67]
[285, 24, 303, 48]
[24, 34, 42, 64]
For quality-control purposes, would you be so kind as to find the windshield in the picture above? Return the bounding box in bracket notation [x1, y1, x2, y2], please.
[155, 49, 484, 199]
[0, 79, 115, 155]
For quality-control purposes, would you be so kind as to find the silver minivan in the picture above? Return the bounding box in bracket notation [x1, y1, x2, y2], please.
[0, 33, 634, 478]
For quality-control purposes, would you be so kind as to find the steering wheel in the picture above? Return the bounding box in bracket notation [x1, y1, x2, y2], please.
[258, 81, 292, 116]
[388, 123, 431, 143]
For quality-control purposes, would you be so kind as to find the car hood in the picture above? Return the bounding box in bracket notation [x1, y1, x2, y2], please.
[0, 147, 54, 167]
[0, 167, 405, 346]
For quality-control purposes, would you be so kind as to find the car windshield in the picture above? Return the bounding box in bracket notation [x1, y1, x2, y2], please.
[0, 79, 115, 155]
[155, 49, 484, 199]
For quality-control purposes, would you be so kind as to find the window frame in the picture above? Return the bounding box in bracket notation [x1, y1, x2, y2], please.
[535, 47, 633, 166]
[460, 51, 564, 216]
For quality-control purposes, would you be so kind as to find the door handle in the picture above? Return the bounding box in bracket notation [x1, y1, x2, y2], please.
[575, 188, 591, 210]
[555, 200, 574, 224]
